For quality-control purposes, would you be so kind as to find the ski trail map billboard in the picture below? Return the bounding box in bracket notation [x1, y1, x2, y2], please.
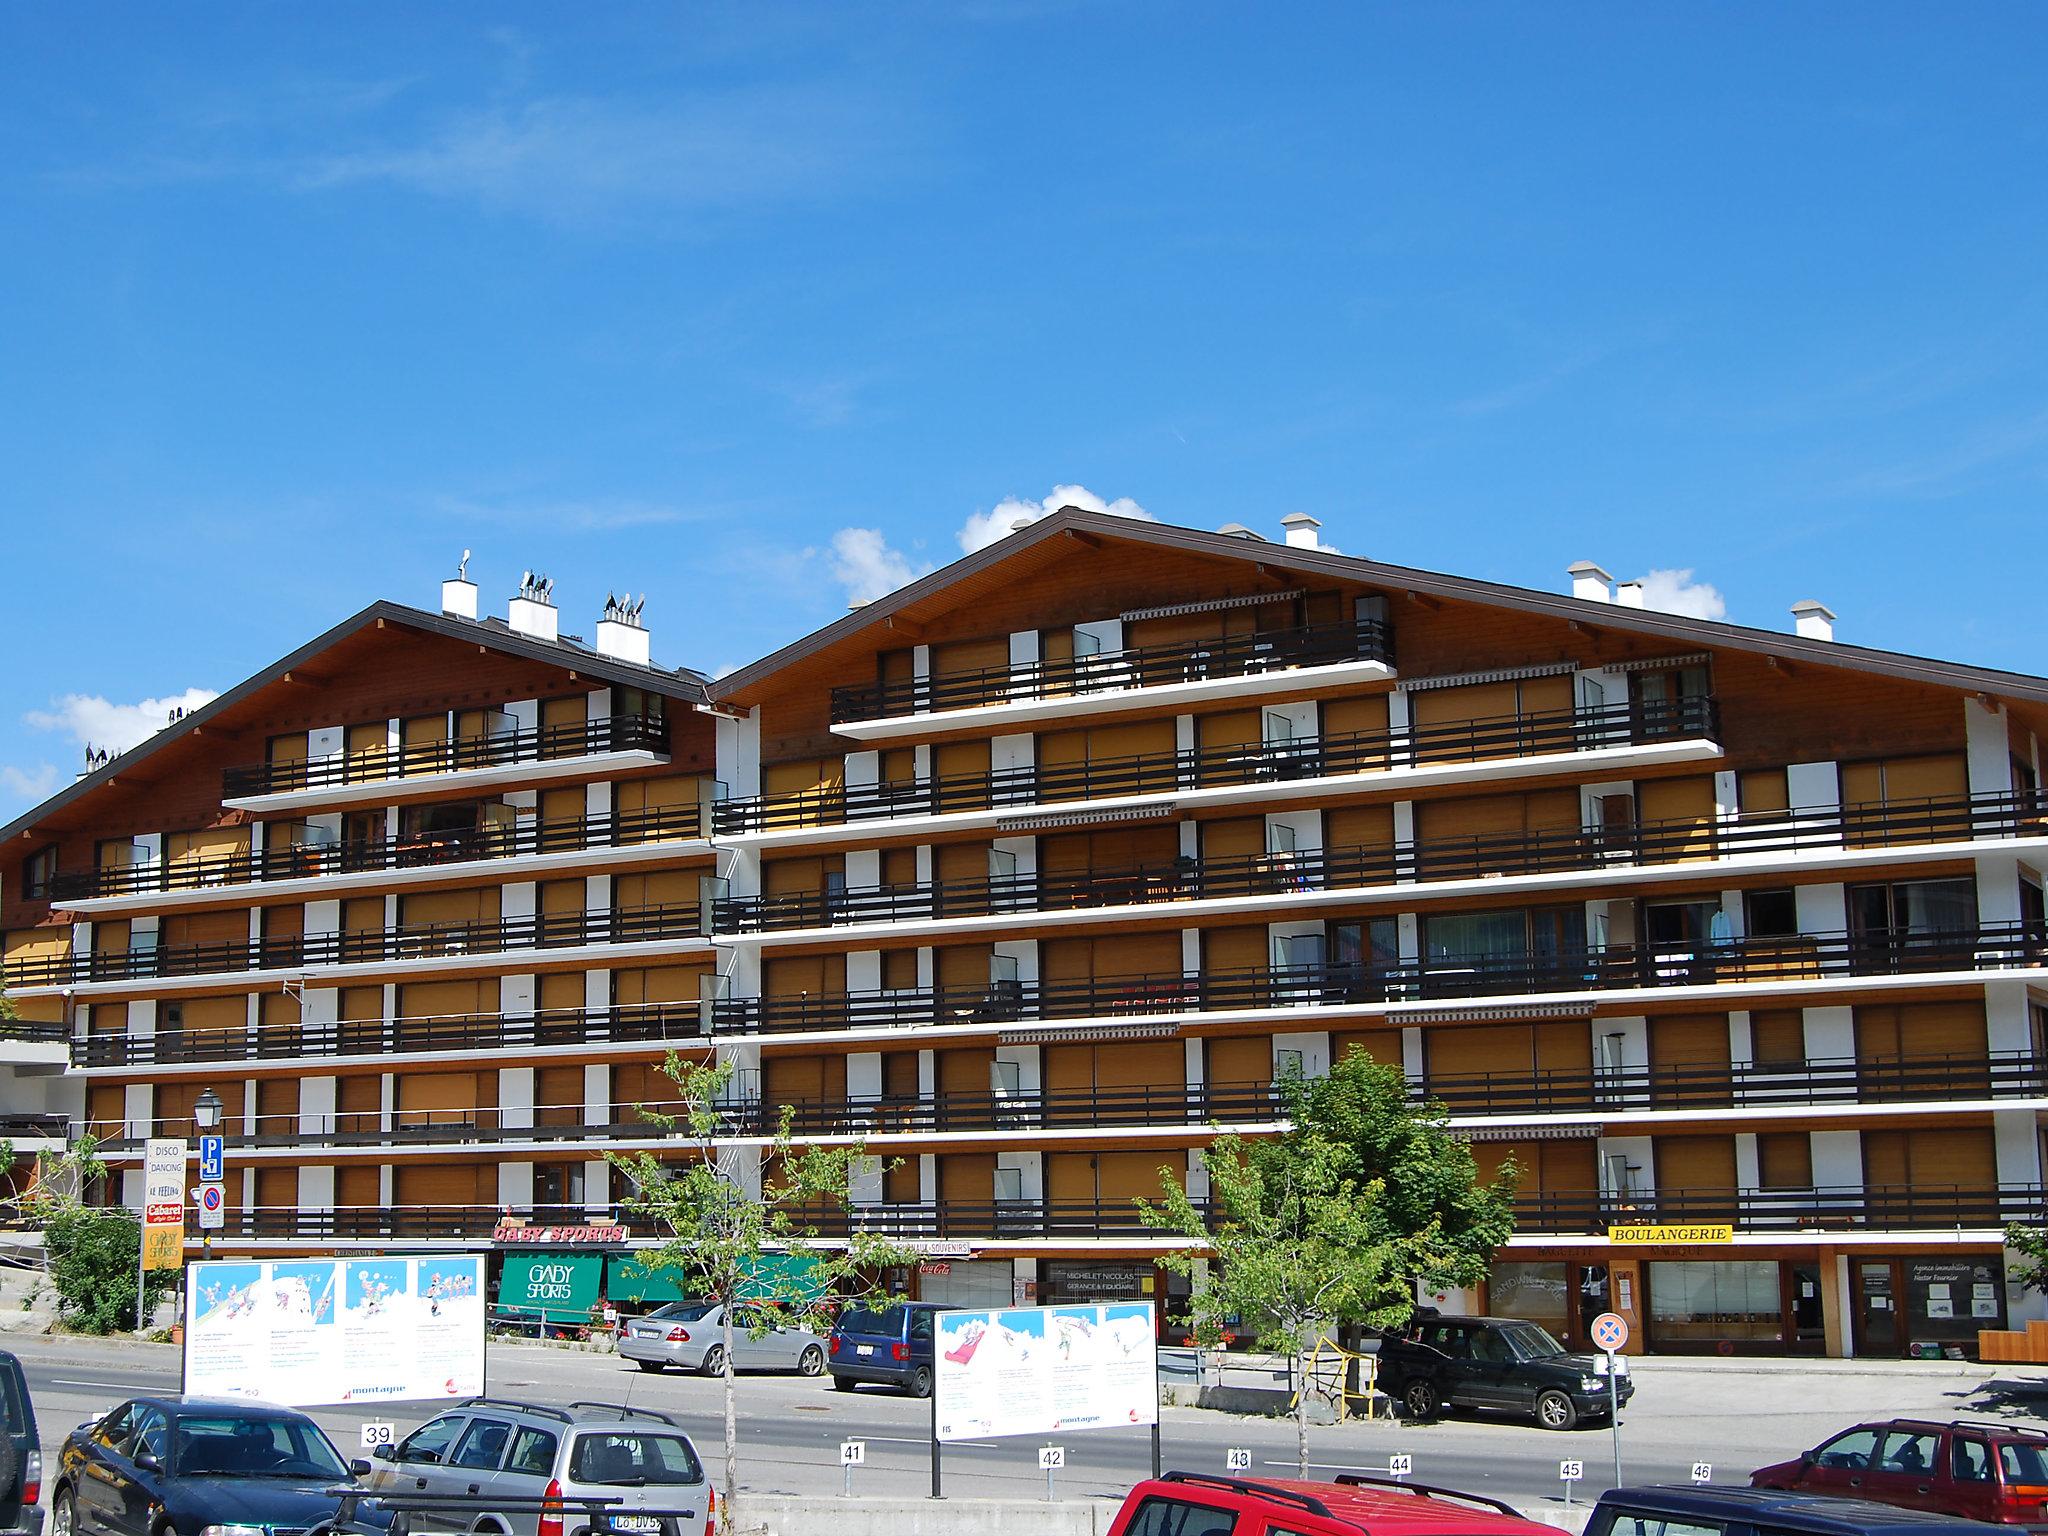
[184, 1255, 486, 1407]
[934, 1302, 1157, 1442]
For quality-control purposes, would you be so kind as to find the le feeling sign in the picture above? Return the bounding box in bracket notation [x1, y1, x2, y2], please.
[500, 1253, 603, 1323]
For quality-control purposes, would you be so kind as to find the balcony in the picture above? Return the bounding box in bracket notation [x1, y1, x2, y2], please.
[722, 696, 1718, 837]
[1518, 1183, 2048, 1234]
[220, 715, 669, 808]
[828, 618, 1396, 733]
[9, 903, 704, 991]
[714, 786, 2047, 937]
[711, 924, 2048, 1037]
[796, 1198, 1210, 1240]
[74, 999, 706, 1069]
[48, 803, 707, 909]
[217, 1204, 599, 1242]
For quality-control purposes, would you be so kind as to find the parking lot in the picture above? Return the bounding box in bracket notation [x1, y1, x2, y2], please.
[11, 1330, 2046, 1510]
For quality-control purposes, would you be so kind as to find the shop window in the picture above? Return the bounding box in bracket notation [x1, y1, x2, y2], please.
[1646, 1260, 1782, 1347]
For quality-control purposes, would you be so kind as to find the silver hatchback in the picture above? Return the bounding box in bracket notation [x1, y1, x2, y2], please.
[617, 1302, 827, 1377]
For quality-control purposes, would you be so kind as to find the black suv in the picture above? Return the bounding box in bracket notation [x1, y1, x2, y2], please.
[1377, 1314, 1634, 1431]
[0, 1349, 41, 1535]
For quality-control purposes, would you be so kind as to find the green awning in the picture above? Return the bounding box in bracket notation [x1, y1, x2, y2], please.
[499, 1252, 603, 1323]
[605, 1252, 825, 1306]
[609, 1254, 687, 1304]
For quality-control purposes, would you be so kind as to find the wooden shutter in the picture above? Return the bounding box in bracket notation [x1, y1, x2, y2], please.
[1095, 1039, 1180, 1088]
[766, 1055, 846, 1106]
[1040, 938, 1094, 985]
[1045, 1153, 1094, 1205]
[765, 955, 845, 998]
[935, 842, 990, 886]
[1045, 1045, 1094, 1094]
[1908, 1128, 1996, 1188]
[1896, 1001, 1987, 1058]
[1321, 693, 1389, 740]
[937, 1048, 994, 1096]
[932, 635, 1010, 677]
[612, 964, 705, 1004]
[402, 714, 449, 752]
[1651, 1015, 1731, 1070]
[1040, 833, 1091, 874]
[764, 855, 838, 898]
[399, 1072, 479, 1114]
[255, 1166, 296, 1209]
[1202, 926, 1266, 975]
[1410, 682, 1519, 727]
[337, 1074, 381, 1116]
[884, 1155, 921, 1204]
[400, 979, 491, 1018]
[764, 758, 844, 797]
[1751, 1009, 1805, 1068]
[1200, 818, 1265, 861]
[938, 1153, 994, 1203]
[1324, 804, 1395, 851]
[933, 739, 990, 782]
[1087, 719, 1178, 761]
[1881, 754, 1968, 801]
[1428, 1025, 1525, 1080]
[1093, 931, 1184, 977]
[164, 909, 249, 948]
[1098, 1150, 1172, 1201]
[1540, 1140, 1599, 1194]
[1206, 1036, 1269, 1087]
[1656, 1135, 1738, 1194]
[1862, 1130, 1909, 1188]
[1758, 1133, 1813, 1190]
[396, 1164, 489, 1207]
[536, 1065, 584, 1126]
[1416, 795, 1523, 843]
[1638, 776, 1718, 861]
[339, 986, 383, 1024]
[1518, 675, 1574, 714]
[1740, 769, 1790, 815]
[1332, 1029, 1403, 1068]
[401, 886, 499, 926]
[882, 1051, 918, 1097]
[881, 949, 918, 989]
[336, 1166, 380, 1207]
[541, 695, 587, 732]
[165, 826, 251, 871]
[346, 721, 389, 773]
[539, 972, 585, 1013]
[1198, 710, 1261, 752]
[935, 944, 992, 990]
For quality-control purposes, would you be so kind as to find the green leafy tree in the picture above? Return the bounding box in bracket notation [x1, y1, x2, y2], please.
[1142, 1049, 1517, 1473]
[20, 1135, 176, 1334]
[2005, 1222, 2048, 1295]
[609, 1052, 911, 1533]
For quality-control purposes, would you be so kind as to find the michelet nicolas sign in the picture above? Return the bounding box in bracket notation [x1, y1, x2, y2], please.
[934, 1303, 1157, 1443]
[183, 1255, 485, 1407]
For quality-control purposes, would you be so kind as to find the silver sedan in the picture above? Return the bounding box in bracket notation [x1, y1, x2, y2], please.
[618, 1301, 829, 1376]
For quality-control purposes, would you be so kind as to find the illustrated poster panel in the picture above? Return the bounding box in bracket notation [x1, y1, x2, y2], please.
[934, 1302, 1156, 1442]
[184, 1255, 485, 1407]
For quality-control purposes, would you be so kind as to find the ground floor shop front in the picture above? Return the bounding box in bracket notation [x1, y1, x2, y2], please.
[1483, 1242, 2012, 1359]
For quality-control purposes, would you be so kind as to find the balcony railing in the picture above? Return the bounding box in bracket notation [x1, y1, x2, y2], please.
[1519, 1183, 2048, 1233]
[10, 903, 703, 989]
[222, 714, 669, 799]
[829, 617, 1395, 724]
[216, 1204, 601, 1242]
[0, 1020, 70, 1045]
[722, 696, 1717, 834]
[715, 788, 2048, 934]
[48, 804, 706, 904]
[712, 924, 2048, 1035]
[74, 999, 707, 1069]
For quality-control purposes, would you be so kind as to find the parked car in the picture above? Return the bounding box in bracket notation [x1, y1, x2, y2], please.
[0, 1348, 43, 1536]
[1753, 1418, 2048, 1525]
[360, 1398, 711, 1536]
[1107, 1472, 1559, 1536]
[825, 1302, 955, 1397]
[49, 1396, 357, 1536]
[1589, 1483, 2009, 1536]
[617, 1302, 827, 1377]
[1376, 1314, 1633, 1430]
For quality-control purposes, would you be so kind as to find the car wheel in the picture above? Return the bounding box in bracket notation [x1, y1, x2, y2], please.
[1535, 1389, 1579, 1431]
[797, 1345, 826, 1377]
[1402, 1377, 1441, 1421]
[51, 1489, 75, 1536]
[699, 1345, 726, 1377]
[635, 1360, 665, 1373]
[831, 1374, 857, 1392]
[907, 1365, 934, 1399]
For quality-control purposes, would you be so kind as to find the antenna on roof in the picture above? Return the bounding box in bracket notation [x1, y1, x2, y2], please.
[459, 549, 471, 581]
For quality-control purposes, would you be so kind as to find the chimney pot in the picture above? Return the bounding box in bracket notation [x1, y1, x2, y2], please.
[1216, 523, 1265, 540]
[1010, 516, 1034, 532]
[1567, 561, 1614, 604]
[1614, 581, 1646, 609]
[1791, 599, 1837, 642]
[441, 578, 479, 621]
[1281, 512, 1322, 550]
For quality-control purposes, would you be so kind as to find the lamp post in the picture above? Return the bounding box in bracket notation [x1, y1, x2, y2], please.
[193, 1089, 223, 1257]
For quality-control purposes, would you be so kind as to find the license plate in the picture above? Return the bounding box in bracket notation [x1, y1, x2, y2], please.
[613, 1517, 661, 1533]
[856, 1344, 875, 1356]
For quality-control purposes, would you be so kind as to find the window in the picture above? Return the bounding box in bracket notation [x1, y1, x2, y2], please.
[569, 1431, 703, 1486]
[1848, 879, 1977, 939]
[1954, 1437, 1993, 1483]
[507, 1427, 558, 1476]
[1745, 889, 1798, 939]
[2001, 1441, 2048, 1483]
[1812, 1428, 1880, 1470]
[399, 1413, 464, 1465]
[909, 1308, 935, 1341]
[170, 1415, 348, 1479]
[450, 1417, 513, 1470]
[1595, 1513, 1724, 1536]
[1121, 1496, 1239, 1536]
[615, 686, 667, 723]
[92, 1406, 135, 1455]
[20, 845, 56, 901]
[1423, 906, 1586, 963]
[1877, 1430, 1938, 1474]
[133, 1409, 169, 1463]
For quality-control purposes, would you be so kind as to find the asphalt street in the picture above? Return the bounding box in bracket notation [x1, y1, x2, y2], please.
[9, 1332, 2046, 1512]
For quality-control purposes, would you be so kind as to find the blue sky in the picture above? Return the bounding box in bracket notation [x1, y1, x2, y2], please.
[3, 4, 2044, 815]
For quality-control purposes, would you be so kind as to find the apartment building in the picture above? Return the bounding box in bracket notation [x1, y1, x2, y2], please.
[4, 510, 2046, 1359]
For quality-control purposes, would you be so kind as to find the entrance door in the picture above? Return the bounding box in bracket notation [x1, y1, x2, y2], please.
[1575, 1265, 1612, 1347]
[1787, 1264, 1826, 1353]
[1854, 1260, 1902, 1355]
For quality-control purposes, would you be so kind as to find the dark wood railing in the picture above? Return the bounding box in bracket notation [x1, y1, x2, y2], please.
[222, 714, 668, 798]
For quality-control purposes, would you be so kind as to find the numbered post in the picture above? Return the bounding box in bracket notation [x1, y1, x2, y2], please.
[1692, 1463, 1712, 1484]
[360, 1423, 394, 1452]
[1389, 1453, 1413, 1481]
[841, 1440, 864, 1497]
[1226, 1448, 1252, 1474]
[1560, 1459, 1583, 1513]
[1039, 1445, 1065, 1502]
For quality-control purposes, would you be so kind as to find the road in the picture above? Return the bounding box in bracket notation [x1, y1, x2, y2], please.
[9, 1332, 2043, 1511]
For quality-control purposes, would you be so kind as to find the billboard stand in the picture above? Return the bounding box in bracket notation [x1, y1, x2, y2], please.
[1151, 1352, 1162, 1479]
[929, 1379, 943, 1499]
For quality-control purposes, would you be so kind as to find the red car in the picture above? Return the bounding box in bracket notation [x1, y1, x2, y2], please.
[1753, 1419, 2048, 1527]
[1107, 1472, 1558, 1536]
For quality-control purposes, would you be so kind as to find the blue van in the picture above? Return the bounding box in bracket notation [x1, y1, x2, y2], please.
[826, 1302, 955, 1397]
[1589, 1484, 2005, 1536]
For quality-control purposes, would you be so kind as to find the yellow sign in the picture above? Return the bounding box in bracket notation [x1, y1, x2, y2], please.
[1608, 1224, 1734, 1245]
[142, 1223, 186, 1271]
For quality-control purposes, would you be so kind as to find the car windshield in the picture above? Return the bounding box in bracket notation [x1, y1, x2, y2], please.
[2001, 1442, 2048, 1484]
[569, 1431, 703, 1487]
[835, 1306, 903, 1336]
[649, 1303, 716, 1323]
[173, 1414, 350, 1479]
[1499, 1323, 1569, 1360]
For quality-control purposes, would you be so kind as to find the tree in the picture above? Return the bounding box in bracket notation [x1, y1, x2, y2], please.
[2005, 1221, 2048, 1295]
[19, 1134, 178, 1334]
[1141, 1049, 1517, 1474]
[609, 1053, 911, 1534]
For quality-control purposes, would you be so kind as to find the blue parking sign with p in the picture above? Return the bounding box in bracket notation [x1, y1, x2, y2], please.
[198, 1135, 224, 1182]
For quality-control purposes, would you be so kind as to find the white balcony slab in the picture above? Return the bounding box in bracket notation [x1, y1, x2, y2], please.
[222, 748, 665, 815]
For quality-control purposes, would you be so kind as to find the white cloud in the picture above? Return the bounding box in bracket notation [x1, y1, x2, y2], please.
[958, 484, 1153, 554]
[0, 764, 60, 806]
[1631, 569, 1728, 621]
[25, 687, 221, 757]
[826, 528, 931, 606]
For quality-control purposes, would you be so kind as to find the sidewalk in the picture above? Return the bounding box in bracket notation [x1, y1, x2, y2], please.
[1623, 1353, 2030, 1380]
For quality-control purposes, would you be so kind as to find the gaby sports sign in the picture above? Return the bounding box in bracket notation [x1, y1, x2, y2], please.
[500, 1253, 603, 1322]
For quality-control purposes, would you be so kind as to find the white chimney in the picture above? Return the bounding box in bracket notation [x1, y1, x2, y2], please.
[1281, 512, 1322, 550]
[441, 578, 478, 620]
[1791, 600, 1836, 642]
[596, 616, 650, 666]
[1615, 581, 1646, 608]
[509, 573, 558, 642]
[1568, 561, 1613, 604]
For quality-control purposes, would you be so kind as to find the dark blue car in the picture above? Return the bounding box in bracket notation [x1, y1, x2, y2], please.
[826, 1302, 955, 1397]
[51, 1397, 359, 1536]
[1590, 1484, 2008, 1536]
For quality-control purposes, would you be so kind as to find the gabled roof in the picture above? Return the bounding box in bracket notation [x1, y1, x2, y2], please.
[708, 507, 2048, 707]
[0, 600, 709, 846]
